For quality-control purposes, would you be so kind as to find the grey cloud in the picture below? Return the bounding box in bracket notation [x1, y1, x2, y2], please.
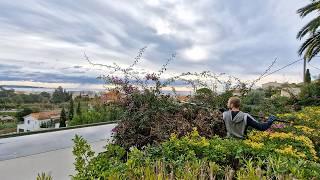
[0, 0, 310, 85]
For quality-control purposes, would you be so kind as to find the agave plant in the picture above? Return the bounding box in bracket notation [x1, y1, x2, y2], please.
[36, 172, 53, 180]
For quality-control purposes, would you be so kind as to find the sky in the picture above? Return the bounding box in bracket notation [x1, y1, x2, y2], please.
[0, 0, 320, 91]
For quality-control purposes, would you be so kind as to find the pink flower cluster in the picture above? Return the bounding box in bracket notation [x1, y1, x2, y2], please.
[272, 123, 286, 129]
[123, 85, 137, 94]
[145, 73, 159, 81]
[112, 127, 118, 133]
[110, 76, 124, 85]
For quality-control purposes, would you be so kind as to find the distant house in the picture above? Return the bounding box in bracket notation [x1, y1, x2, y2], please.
[17, 111, 60, 132]
[262, 82, 283, 89]
[280, 87, 301, 98]
[72, 91, 97, 99]
[231, 89, 242, 96]
[101, 90, 124, 103]
[176, 95, 190, 103]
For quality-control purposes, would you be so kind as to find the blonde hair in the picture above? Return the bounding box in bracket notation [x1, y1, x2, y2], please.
[228, 96, 241, 108]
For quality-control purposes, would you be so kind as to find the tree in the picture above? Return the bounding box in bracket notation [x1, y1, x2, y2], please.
[68, 99, 74, 120]
[196, 87, 213, 95]
[40, 92, 51, 99]
[59, 108, 67, 127]
[297, 1, 320, 81]
[305, 69, 312, 83]
[76, 101, 81, 115]
[15, 108, 33, 121]
[194, 87, 214, 105]
[51, 86, 71, 103]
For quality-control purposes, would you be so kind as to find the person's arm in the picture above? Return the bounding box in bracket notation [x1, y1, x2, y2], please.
[246, 114, 276, 131]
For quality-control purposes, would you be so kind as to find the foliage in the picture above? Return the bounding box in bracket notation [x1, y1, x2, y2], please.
[0, 122, 17, 130]
[299, 80, 320, 106]
[264, 86, 280, 98]
[59, 108, 67, 127]
[242, 90, 265, 106]
[76, 101, 81, 116]
[277, 106, 320, 156]
[305, 69, 311, 83]
[51, 86, 71, 104]
[69, 105, 123, 126]
[72, 135, 95, 179]
[300, 80, 320, 98]
[68, 99, 74, 120]
[36, 172, 53, 180]
[194, 87, 214, 105]
[15, 107, 33, 121]
[241, 91, 293, 115]
[72, 127, 320, 179]
[211, 90, 233, 109]
[297, 0, 320, 61]
[69, 48, 320, 179]
[113, 90, 226, 149]
[0, 88, 51, 107]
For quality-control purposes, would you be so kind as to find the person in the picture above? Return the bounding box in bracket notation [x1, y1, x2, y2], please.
[222, 96, 276, 139]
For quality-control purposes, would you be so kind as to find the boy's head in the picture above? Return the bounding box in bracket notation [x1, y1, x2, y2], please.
[227, 96, 241, 109]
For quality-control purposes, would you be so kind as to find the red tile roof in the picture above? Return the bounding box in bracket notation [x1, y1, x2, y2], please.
[29, 111, 60, 121]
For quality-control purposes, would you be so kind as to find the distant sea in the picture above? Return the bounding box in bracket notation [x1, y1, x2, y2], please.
[2, 87, 104, 93]
[2, 86, 192, 95]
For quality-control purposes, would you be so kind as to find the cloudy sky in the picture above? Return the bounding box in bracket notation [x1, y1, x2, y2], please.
[0, 0, 319, 90]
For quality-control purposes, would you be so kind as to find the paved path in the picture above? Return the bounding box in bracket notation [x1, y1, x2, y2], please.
[0, 124, 116, 180]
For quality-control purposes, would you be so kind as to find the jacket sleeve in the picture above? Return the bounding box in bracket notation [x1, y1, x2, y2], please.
[246, 114, 273, 131]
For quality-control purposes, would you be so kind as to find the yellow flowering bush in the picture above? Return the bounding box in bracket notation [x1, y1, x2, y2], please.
[243, 140, 264, 149]
[247, 131, 318, 161]
[275, 106, 320, 159]
[294, 125, 315, 134]
[278, 106, 320, 129]
[275, 145, 306, 159]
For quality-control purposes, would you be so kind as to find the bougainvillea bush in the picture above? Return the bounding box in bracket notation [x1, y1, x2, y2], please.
[113, 90, 226, 149]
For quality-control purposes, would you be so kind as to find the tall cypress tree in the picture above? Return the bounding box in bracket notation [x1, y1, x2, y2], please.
[76, 101, 81, 115]
[68, 98, 74, 120]
[305, 69, 311, 83]
[59, 108, 67, 127]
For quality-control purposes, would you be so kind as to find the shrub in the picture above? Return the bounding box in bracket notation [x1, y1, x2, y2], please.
[69, 105, 123, 126]
[72, 128, 320, 179]
[113, 91, 226, 149]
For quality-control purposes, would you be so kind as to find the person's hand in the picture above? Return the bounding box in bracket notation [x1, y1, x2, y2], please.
[268, 115, 277, 122]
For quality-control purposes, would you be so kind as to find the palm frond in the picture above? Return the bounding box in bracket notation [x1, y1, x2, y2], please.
[298, 32, 320, 55]
[298, 32, 320, 61]
[297, 16, 320, 39]
[297, 1, 320, 17]
[310, 45, 320, 61]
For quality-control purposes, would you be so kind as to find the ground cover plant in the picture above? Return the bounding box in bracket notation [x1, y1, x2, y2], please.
[72, 125, 320, 179]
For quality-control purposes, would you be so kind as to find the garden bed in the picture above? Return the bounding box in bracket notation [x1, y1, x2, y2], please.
[71, 106, 320, 179]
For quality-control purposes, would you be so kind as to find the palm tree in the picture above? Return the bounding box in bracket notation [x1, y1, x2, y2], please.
[297, 0, 320, 82]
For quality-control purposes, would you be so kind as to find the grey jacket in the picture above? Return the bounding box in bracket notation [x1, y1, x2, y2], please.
[223, 110, 248, 139]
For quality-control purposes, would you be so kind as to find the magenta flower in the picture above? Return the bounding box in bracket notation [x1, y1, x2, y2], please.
[272, 123, 286, 129]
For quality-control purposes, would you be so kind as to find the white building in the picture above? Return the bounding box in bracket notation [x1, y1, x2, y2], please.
[17, 111, 60, 132]
[261, 82, 283, 89]
[280, 87, 301, 98]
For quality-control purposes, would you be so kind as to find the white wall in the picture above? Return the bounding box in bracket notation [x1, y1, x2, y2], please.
[22, 115, 50, 132]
